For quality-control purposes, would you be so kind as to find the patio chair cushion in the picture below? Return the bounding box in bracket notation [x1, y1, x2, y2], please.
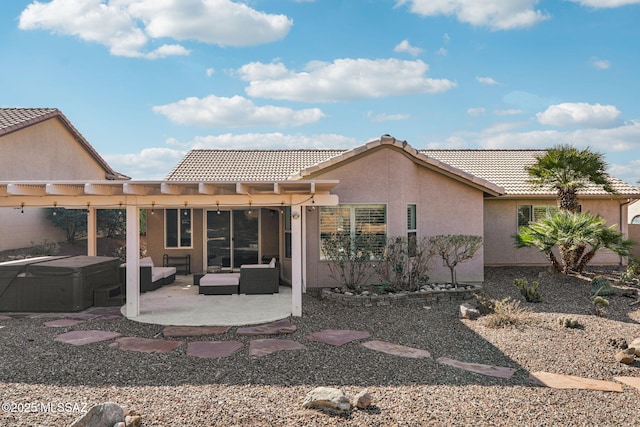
[199, 273, 240, 295]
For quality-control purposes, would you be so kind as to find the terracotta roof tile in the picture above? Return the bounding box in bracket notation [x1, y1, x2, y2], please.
[0, 108, 58, 135]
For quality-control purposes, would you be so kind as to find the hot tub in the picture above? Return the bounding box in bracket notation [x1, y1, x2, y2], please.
[0, 256, 120, 312]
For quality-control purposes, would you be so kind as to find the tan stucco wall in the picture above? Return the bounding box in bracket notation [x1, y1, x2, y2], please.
[630, 225, 640, 259]
[484, 198, 630, 266]
[0, 118, 111, 251]
[302, 146, 486, 287]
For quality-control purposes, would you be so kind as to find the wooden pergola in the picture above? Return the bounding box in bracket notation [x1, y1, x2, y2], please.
[0, 179, 339, 318]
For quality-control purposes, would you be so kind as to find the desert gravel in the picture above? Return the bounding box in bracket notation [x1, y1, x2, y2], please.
[1, 266, 639, 426]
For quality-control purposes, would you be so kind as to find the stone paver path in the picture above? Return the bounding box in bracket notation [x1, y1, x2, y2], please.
[44, 319, 86, 328]
[237, 319, 297, 336]
[306, 329, 371, 346]
[361, 340, 431, 359]
[614, 376, 640, 392]
[436, 357, 516, 378]
[108, 337, 184, 353]
[249, 339, 306, 357]
[187, 341, 243, 359]
[529, 371, 623, 392]
[163, 325, 229, 337]
[55, 330, 122, 346]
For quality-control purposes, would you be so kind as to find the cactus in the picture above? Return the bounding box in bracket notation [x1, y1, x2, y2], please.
[558, 316, 581, 329]
[513, 278, 543, 303]
[591, 276, 613, 296]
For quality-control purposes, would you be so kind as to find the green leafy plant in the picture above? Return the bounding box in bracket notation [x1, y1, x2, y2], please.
[29, 238, 60, 256]
[483, 297, 532, 329]
[558, 316, 582, 329]
[321, 232, 377, 292]
[591, 275, 613, 296]
[428, 234, 482, 288]
[514, 278, 543, 303]
[516, 210, 633, 274]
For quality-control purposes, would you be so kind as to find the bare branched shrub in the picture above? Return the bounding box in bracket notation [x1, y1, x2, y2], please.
[375, 236, 434, 292]
[483, 297, 532, 328]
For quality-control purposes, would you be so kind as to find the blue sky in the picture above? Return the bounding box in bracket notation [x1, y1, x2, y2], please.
[1, 0, 640, 184]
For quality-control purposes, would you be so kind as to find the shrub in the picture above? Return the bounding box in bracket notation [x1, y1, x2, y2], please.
[429, 234, 482, 287]
[483, 297, 532, 329]
[321, 232, 377, 292]
[558, 316, 582, 329]
[29, 238, 60, 256]
[473, 292, 495, 315]
[514, 278, 543, 303]
[591, 275, 613, 296]
[591, 296, 609, 317]
[375, 236, 434, 292]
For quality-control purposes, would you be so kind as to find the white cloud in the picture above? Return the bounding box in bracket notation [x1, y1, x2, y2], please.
[206, 68, 215, 77]
[399, 0, 550, 30]
[367, 112, 411, 122]
[103, 147, 186, 180]
[153, 95, 325, 128]
[394, 39, 423, 56]
[187, 133, 359, 150]
[436, 48, 448, 56]
[567, 0, 640, 7]
[18, 0, 292, 58]
[591, 57, 611, 69]
[467, 108, 485, 116]
[536, 102, 621, 128]
[494, 109, 524, 116]
[476, 76, 499, 85]
[239, 58, 457, 102]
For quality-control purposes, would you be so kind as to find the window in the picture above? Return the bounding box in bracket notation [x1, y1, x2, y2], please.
[165, 208, 192, 248]
[407, 204, 417, 256]
[517, 205, 559, 227]
[284, 206, 292, 259]
[632, 215, 640, 225]
[320, 204, 386, 259]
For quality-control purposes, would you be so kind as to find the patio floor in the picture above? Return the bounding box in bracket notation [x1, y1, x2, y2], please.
[120, 275, 292, 326]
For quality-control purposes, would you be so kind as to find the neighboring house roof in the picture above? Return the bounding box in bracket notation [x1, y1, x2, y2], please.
[422, 149, 640, 197]
[166, 135, 640, 198]
[0, 108, 129, 180]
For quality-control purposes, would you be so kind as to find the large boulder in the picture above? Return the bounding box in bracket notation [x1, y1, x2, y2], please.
[629, 338, 640, 356]
[302, 387, 351, 412]
[460, 303, 480, 320]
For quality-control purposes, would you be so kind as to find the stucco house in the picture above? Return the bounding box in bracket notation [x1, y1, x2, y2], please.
[145, 135, 640, 289]
[0, 108, 128, 251]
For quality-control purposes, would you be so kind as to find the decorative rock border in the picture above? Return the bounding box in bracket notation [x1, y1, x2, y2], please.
[320, 284, 482, 307]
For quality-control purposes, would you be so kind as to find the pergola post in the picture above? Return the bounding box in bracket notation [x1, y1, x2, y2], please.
[291, 204, 303, 317]
[87, 207, 97, 256]
[125, 204, 140, 317]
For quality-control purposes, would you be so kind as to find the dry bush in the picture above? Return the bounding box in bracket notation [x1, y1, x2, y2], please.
[483, 297, 532, 329]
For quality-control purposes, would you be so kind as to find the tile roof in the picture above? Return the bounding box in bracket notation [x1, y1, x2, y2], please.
[0, 108, 129, 180]
[166, 149, 345, 181]
[421, 149, 640, 197]
[166, 140, 640, 198]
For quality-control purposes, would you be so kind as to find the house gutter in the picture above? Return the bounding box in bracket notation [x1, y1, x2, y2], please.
[619, 198, 634, 267]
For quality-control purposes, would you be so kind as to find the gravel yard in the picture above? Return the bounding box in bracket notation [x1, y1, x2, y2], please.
[1, 266, 639, 426]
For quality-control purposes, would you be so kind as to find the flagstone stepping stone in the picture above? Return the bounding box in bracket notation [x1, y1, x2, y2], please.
[108, 337, 184, 353]
[55, 330, 122, 346]
[361, 340, 431, 359]
[306, 329, 371, 346]
[163, 325, 230, 337]
[44, 319, 86, 328]
[0, 315, 12, 320]
[614, 376, 640, 392]
[529, 371, 623, 392]
[248, 339, 307, 357]
[187, 341, 243, 358]
[237, 319, 297, 336]
[436, 357, 516, 378]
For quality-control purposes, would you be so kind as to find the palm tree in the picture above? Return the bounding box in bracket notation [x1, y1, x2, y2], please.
[526, 144, 616, 212]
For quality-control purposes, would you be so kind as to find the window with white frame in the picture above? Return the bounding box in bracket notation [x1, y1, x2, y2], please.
[517, 205, 560, 227]
[165, 208, 192, 248]
[407, 204, 417, 256]
[319, 204, 386, 259]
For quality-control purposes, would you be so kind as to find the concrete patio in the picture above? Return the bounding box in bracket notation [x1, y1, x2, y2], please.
[120, 275, 292, 326]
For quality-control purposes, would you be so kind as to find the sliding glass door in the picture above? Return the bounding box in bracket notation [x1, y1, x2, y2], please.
[206, 209, 258, 270]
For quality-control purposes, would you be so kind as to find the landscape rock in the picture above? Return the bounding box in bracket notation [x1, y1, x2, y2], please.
[68, 402, 124, 427]
[124, 414, 142, 427]
[629, 338, 640, 356]
[302, 387, 351, 412]
[459, 303, 480, 320]
[113, 422, 125, 427]
[353, 390, 373, 409]
[615, 348, 636, 364]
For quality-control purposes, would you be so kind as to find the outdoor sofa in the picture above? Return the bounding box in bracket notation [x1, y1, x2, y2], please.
[120, 256, 176, 292]
[239, 257, 280, 294]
